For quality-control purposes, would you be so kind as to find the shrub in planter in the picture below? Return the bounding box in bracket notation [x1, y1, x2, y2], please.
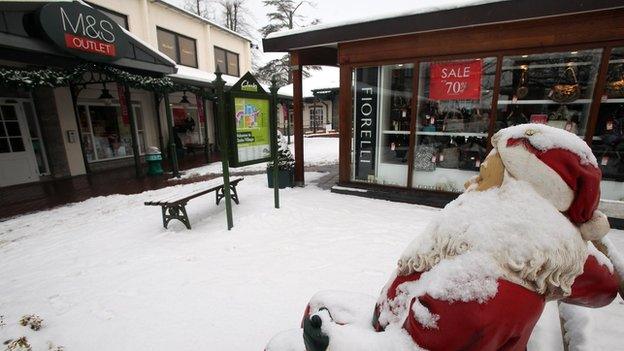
[267, 132, 295, 188]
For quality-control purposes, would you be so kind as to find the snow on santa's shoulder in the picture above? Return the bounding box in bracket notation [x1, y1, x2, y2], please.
[588, 241, 615, 273]
[494, 124, 598, 167]
[375, 177, 589, 331]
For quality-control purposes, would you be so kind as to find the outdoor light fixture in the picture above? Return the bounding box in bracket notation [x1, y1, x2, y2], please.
[179, 92, 191, 107]
[98, 83, 114, 106]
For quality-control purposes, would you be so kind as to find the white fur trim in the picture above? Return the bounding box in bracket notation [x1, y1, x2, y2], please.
[579, 211, 611, 241]
[492, 124, 598, 167]
[496, 141, 574, 211]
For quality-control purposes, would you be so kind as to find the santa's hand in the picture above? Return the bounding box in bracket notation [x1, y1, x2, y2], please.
[303, 308, 331, 351]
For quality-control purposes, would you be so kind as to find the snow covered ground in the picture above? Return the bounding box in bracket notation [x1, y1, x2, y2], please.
[178, 137, 338, 180]
[1, 172, 623, 350]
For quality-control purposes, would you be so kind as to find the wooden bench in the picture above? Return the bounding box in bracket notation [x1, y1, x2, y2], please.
[144, 177, 243, 229]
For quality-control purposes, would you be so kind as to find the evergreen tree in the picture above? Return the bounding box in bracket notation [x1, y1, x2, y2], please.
[267, 132, 295, 171]
[257, 0, 321, 84]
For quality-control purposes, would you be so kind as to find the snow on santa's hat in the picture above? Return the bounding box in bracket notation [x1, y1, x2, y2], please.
[491, 123, 610, 241]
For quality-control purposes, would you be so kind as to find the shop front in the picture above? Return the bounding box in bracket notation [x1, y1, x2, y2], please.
[263, 0, 624, 220]
[0, 1, 217, 187]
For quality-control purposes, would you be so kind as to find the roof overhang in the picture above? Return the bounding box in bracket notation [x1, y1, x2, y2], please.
[0, 1, 176, 75]
[263, 0, 624, 52]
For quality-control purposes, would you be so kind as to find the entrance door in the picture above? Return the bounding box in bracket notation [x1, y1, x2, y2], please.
[0, 101, 40, 187]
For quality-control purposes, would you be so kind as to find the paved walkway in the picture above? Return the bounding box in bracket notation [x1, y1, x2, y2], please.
[0, 160, 339, 220]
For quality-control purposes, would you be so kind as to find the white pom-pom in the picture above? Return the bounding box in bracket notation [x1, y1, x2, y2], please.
[579, 211, 610, 241]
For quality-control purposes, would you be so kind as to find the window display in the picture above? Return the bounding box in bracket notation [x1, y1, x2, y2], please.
[495, 49, 603, 135]
[173, 107, 202, 146]
[411, 57, 496, 193]
[591, 47, 624, 200]
[351, 63, 413, 186]
[78, 104, 145, 162]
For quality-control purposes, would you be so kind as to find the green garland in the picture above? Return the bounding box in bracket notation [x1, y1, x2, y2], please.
[0, 63, 213, 98]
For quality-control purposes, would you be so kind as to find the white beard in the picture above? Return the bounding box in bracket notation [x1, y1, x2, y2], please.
[397, 175, 588, 299]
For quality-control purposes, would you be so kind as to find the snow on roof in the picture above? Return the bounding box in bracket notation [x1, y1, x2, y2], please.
[266, 0, 507, 39]
[170, 66, 242, 86]
[278, 76, 339, 99]
[157, 0, 253, 43]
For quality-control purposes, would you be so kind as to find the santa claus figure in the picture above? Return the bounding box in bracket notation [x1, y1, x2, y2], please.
[266, 124, 622, 351]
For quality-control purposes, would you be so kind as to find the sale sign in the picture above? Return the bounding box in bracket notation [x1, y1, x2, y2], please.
[116, 83, 130, 125]
[429, 60, 482, 100]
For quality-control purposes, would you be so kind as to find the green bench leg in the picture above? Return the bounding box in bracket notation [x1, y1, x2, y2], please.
[216, 184, 240, 206]
[162, 204, 191, 230]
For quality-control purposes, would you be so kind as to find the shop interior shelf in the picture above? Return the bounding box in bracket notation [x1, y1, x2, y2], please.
[501, 61, 595, 70]
[416, 131, 488, 138]
[601, 98, 624, 104]
[382, 130, 411, 135]
[497, 99, 593, 105]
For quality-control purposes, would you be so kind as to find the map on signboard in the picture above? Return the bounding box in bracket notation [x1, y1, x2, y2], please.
[234, 97, 271, 163]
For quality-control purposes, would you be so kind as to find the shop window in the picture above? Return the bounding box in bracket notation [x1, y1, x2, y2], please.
[412, 58, 497, 193]
[214, 47, 239, 76]
[172, 106, 203, 148]
[591, 47, 624, 198]
[77, 103, 145, 162]
[157, 28, 198, 68]
[87, 2, 129, 30]
[352, 63, 414, 186]
[495, 49, 602, 136]
[0, 104, 25, 153]
[310, 106, 324, 130]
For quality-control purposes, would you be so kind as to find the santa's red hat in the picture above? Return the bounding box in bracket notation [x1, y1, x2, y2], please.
[491, 124, 610, 241]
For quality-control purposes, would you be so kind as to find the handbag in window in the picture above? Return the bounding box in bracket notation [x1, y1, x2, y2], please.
[459, 142, 486, 171]
[438, 146, 460, 169]
[598, 149, 624, 181]
[506, 107, 527, 126]
[465, 109, 489, 133]
[548, 66, 581, 104]
[548, 105, 578, 134]
[443, 110, 464, 132]
[413, 144, 437, 172]
[515, 68, 529, 99]
[606, 65, 624, 98]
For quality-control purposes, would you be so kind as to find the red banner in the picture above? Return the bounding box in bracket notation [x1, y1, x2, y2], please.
[116, 83, 130, 125]
[282, 104, 288, 121]
[429, 60, 482, 100]
[196, 94, 205, 123]
[64, 33, 116, 57]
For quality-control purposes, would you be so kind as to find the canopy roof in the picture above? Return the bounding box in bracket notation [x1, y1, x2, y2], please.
[263, 0, 624, 52]
[0, 1, 176, 75]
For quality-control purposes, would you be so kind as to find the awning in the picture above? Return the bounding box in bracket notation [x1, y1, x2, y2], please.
[263, 0, 624, 52]
[0, 1, 176, 75]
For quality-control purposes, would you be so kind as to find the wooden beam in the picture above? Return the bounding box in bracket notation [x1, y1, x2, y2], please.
[338, 63, 352, 184]
[295, 47, 338, 66]
[292, 52, 305, 186]
[339, 9, 624, 65]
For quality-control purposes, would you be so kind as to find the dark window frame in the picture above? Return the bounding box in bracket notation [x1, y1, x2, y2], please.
[86, 2, 129, 30]
[214, 46, 240, 77]
[156, 27, 198, 68]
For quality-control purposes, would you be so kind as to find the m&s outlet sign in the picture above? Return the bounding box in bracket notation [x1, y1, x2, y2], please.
[38, 2, 128, 62]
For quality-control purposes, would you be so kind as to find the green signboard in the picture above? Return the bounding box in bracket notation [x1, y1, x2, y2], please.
[227, 73, 274, 167]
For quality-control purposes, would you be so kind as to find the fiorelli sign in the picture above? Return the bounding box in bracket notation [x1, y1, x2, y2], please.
[38, 2, 128, 62]
[354, 67, 378, 181]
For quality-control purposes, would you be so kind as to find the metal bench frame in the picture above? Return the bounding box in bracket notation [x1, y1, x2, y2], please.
[145, 178, 243, 230]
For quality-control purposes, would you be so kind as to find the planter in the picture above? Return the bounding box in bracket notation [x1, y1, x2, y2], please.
[267, 167, 294, 188]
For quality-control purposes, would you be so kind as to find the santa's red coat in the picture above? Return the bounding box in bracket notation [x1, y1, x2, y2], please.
[372, 255, 620, 351]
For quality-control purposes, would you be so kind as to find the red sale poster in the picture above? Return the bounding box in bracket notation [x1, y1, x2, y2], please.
[429, 60, 482, 100]
[196, 94, 205, 123]
[116, 83, 130, 125]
